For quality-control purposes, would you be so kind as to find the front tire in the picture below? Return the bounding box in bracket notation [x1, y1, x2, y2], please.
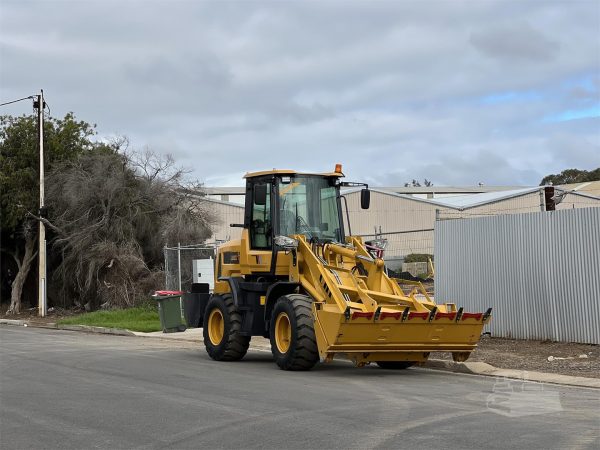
[270, 294, 319, 371]
[203, 294, 250, 361]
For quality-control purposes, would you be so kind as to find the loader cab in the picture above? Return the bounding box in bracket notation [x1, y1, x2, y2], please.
[244, 172, 347, 250]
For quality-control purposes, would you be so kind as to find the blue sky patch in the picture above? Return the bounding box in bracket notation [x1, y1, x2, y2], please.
[544, 105, 600, 122]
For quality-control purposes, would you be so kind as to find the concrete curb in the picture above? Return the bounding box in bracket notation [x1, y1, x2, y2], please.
[130, 330, 200, 343]
[129, 330, 276, 351]
[0, 319, 26, 326]
[1, 319, 135, 336]
[57, 324, 136, 336]
[3, 319, 598, 388]
[423, 359, 600, 389]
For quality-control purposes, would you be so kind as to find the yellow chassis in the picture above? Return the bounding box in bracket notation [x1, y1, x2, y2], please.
[215, 230, 491, 366]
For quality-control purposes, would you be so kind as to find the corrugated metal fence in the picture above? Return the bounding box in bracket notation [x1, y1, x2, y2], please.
[435, 207, 600, 344]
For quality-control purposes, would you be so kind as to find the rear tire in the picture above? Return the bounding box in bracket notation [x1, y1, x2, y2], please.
[203, 294, 250, 361]
[270, 294, 319, 371]
[376, 361, 416, 370]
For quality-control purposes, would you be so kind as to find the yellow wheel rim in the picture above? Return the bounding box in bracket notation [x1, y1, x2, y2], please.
[275, 312, 292, 354]
[208, 309, 224, 345]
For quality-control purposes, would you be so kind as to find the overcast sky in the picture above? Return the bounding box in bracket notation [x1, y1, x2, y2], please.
[1, 1, 599, 187]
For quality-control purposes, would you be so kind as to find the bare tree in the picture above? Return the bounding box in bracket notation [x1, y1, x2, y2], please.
[42, 148, 213, 310]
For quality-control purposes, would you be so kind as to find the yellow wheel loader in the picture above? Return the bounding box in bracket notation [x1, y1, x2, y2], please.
[202, 166, 491, 370]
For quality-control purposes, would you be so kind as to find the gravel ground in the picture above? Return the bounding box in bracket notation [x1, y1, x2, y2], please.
[431, 335, 599, 378]
[404, 282, 599, 379]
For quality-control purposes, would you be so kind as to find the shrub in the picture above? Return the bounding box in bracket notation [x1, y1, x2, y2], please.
[403, 253, 434, 263]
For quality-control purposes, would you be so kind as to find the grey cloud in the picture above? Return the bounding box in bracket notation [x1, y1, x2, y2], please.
[470, 22, 559, 62]
[123, 55, 233, 91]
[544, 127, 600, 169]
[374, 151, 542, 187]
[566, 84, 599, 103]
[1, 1, 598, 187]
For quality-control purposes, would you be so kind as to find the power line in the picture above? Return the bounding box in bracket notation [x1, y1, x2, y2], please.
[0, 95, 35, 107]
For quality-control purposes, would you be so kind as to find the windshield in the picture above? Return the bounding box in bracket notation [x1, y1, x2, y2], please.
[278, 176, 343, 242]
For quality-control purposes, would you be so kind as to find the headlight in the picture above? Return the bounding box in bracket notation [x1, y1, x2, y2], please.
[274, 235, 299, 249]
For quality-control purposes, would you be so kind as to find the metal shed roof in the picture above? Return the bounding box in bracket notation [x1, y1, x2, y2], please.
[422, 187, 542, 209]
[342, 186, 600, 211]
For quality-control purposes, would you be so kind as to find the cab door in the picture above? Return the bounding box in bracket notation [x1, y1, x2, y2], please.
[249, 181, 272, 250]
[237, 179, 275, 273]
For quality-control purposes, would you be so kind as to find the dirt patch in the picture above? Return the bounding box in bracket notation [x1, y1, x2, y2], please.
[0, 305, 80, 325]
[431, 336, 599, 378]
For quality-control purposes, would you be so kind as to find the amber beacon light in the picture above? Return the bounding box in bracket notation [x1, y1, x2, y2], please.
[335, 163, 343, 173]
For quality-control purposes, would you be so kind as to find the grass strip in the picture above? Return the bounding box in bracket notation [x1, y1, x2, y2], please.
[58, 306, 162, 332]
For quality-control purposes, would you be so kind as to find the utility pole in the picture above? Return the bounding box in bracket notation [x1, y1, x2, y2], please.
[35, 90, 47, 317]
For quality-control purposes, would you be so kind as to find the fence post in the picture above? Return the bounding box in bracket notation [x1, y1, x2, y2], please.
[163, 245, 168, 289]
[177, 242, 182, 292]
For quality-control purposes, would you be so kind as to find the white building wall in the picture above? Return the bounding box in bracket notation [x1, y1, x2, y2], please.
[204, 188, 600, 263]
[557, 192, 600, 210]
[206, 199, 244, 242]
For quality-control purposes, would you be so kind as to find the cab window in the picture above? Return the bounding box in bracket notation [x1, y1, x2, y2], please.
[250, 183, 272, 249]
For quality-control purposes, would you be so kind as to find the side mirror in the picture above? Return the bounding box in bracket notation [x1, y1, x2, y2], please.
[360, 188, 370, 209]
[254, 184, 267, 206]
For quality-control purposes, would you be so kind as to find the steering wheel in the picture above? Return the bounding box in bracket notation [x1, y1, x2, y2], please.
[252, 219, 264, 233]
[279, 209, 296, 236]
[296, 215, 314, 239]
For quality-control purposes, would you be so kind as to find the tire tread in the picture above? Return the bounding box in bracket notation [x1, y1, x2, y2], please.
[204, 294, 250, 361]
[270, 294, 319, 371]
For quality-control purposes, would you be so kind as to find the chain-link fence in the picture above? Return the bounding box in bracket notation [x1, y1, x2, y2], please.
[163, 243, 218, 292]
[164, 229, 435, 290]
[359, 228, 434, 272]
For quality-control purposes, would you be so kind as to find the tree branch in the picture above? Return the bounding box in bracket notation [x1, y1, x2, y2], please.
[26, 212, 65, 235]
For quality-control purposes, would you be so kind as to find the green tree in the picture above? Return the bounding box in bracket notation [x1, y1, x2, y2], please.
[0, 113, 95, 313]
[540, 168, 600, 186]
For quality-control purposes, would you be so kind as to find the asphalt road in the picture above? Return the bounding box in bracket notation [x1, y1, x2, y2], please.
[1, 327, 599, 450]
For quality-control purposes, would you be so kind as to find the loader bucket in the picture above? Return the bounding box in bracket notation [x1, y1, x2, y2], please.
[313, 305, 489, 365]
